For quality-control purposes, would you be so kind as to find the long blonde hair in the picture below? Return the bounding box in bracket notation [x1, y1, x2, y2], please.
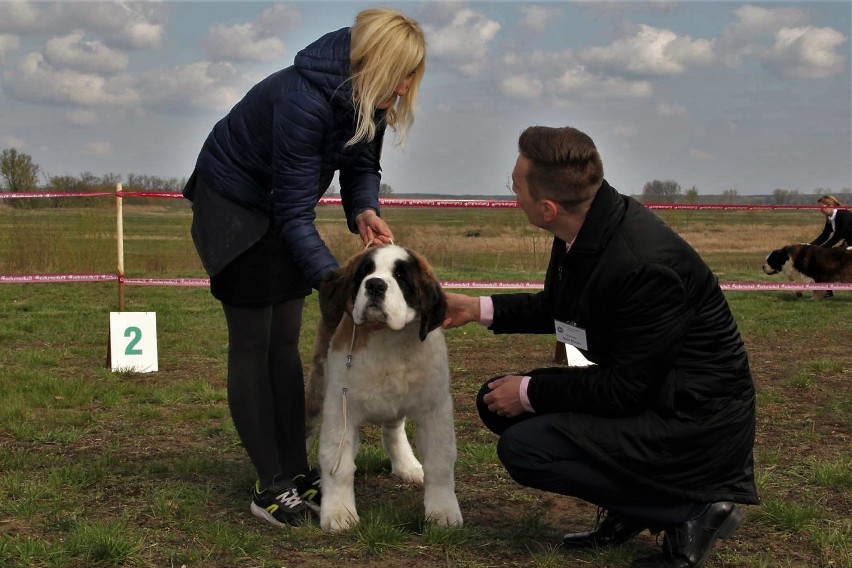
[348, 8, 425, 147]
[817, 195, 841, 207]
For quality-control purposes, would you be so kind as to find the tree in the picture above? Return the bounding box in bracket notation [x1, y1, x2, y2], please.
[641, 179, 681, 203]
[379, 183, 394, 196]
[684, 185, 699, 204]
[722, 188, 739, 204]
[0, 148, 40, 193]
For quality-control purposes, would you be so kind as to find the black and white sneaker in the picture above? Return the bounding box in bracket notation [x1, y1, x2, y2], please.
[250, 477, 310, 527]
[292, 469, 322, 513]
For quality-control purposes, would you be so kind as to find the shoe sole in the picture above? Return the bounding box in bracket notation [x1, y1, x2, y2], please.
[694, 505, 744, 568]
[250, 502, 308, 527]
[561, 526, 645, 550]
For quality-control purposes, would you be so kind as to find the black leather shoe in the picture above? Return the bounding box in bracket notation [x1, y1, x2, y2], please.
[630, 501, 743, 568]
[562, 510, 648, 549]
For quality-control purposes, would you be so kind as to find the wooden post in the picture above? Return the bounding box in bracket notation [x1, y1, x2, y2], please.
[553, 340, 567, 363]
[116, 182, 125, 311]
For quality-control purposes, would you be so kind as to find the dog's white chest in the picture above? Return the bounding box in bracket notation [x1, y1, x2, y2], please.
[326, 328, 449, 421]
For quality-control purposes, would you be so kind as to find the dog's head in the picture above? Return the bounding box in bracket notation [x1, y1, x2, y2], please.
[763, 244, 807, 275]
[763, 247, 792, 275]
[319, 245, 446, 341]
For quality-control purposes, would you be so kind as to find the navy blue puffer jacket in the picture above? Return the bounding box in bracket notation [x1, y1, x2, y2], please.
[194, 27, 385, 288]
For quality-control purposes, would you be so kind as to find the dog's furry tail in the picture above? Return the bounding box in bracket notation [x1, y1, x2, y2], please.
[305, 320, 335, 452]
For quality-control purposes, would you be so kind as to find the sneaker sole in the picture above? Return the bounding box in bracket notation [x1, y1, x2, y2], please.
[250, 502, 307, 527]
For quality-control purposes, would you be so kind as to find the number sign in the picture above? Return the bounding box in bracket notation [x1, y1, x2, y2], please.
[109, 312, 159, 372]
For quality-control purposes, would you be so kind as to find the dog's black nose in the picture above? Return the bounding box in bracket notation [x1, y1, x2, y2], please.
[365, 277, 387, 298]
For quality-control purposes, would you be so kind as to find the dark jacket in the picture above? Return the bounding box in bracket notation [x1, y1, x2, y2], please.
[810, 209, 852, 248]
[490, 181, 759, 505]
[191, 27, 386, 288]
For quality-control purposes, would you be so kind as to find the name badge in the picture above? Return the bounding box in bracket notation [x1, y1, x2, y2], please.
[555, 319, 588, 350]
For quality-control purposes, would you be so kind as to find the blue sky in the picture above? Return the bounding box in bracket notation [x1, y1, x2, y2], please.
[0, 1, 849, 196]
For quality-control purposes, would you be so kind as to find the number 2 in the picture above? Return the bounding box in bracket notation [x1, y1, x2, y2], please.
[124, 326, 143, 355]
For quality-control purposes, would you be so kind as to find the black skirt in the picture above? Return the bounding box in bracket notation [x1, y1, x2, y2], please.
[185, 171, 312, 307]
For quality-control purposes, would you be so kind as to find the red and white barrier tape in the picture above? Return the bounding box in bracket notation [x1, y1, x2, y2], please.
[4, 190, 847, 210]
[0, 273, 118, 283]
[0, 191, 113, 199]
[2, 273, 851, 291]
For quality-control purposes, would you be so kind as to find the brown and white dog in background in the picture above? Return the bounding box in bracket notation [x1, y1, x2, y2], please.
[762, 243, 852, 299]
[305, 244, 463, 532]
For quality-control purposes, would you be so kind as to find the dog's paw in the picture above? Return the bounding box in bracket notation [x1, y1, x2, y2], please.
[321, 508, 359, 532]
[426, 504, 463, 528]
[392, 462, 424, 485]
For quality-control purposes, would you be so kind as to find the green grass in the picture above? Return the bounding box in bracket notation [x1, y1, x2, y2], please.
[1, 203, 850, 567]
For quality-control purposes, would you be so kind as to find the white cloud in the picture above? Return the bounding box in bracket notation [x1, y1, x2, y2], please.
[137, 61, 250, 113]
[423, 8, 501, 76]
[500, 74, 543, 99]
[3, 52, 139, 107]
[0, 1, 166, 50]
[767, 26, 848, 79]
[690, 148, 715, 161]
[85, 141, 114, 157]
[657, 102, 686, 117]
[65, 109, 100, 126]
[0, 134, 28, 149]
[0, 2, 44, 34]
[518, 5, 563, 33]
[609, 124, 637, 137]
[581, 24, 714, 76]
[255, 4, 301, 35]
[205, 24, 286, 63]
[716, 4, 809, 67]
[204, 4, 299, 63]
[45, 33, 129, 74]
[0, 34, 20, 63]
[552, 65, 653, 99]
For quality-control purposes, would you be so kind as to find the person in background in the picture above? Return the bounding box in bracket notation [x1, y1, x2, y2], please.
[443, 126, 759, 567]
[808, 195, 851, 298]
[810, 195, 852, 249]
[183, 8, 426, 526]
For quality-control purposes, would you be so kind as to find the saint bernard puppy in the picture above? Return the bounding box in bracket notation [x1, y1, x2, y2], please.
[305, 244, 463, 532]
[763, 243, 852, 299]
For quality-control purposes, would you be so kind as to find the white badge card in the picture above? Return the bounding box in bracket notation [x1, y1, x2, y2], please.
[555, 319, 588, 350]
[110, 312, 159, 372]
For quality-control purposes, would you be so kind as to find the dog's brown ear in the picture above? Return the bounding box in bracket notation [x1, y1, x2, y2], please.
[319, 268, 350, 329]
[414, 254, 447, 341]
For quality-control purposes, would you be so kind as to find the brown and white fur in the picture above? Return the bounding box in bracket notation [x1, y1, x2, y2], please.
[305, 244, 462, 532]
[762, 243, 852, 299]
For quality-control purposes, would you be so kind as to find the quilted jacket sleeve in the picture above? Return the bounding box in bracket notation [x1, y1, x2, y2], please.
[339, 125, 384, 233]
[271, 90, 339, 289]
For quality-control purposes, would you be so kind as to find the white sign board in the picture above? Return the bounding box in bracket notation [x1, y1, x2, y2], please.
[110, 312, 158, 372]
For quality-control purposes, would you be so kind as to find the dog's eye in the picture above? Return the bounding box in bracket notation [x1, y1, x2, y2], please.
[394, 269, 405, 281]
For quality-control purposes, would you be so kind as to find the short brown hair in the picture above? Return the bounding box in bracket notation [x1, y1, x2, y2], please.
[817, 195, 841, 207]
[517, 126, 604, 210]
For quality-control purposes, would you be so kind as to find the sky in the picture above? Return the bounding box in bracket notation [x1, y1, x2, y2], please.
[0, 1, 849, 197]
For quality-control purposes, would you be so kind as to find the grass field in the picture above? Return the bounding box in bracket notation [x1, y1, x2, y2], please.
[0, 201, 849, 567]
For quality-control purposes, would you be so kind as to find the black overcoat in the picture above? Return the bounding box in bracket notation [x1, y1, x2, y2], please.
[491, 181, 759, 505]
[810, 208, 852, 248]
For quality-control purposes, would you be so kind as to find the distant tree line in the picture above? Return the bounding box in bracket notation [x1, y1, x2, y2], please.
[0, 148, 189, 208]
[639, 178, 851, 205]
[1, 147, 848, 207]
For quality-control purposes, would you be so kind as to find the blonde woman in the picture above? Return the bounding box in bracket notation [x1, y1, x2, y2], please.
[810, 195, 852, 249]
[183, 8, 426, 526]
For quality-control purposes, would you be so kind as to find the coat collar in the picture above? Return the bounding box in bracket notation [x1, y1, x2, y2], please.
[567, 180, 625, 255]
